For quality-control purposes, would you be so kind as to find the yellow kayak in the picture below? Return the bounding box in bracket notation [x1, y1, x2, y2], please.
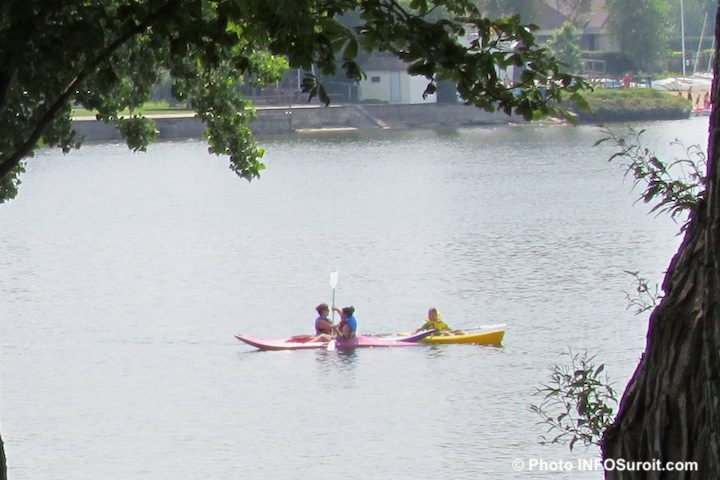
[420, 327, 505, 345]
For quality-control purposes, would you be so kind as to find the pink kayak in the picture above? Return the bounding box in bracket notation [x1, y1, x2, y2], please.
[235, 330, 433, 351]
[334, 335, 422, 349]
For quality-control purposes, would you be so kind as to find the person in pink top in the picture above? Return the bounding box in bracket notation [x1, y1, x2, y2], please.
[307, 303, 335, 343]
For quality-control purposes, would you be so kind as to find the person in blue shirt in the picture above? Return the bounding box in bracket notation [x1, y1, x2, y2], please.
[333, 306, 357, 340]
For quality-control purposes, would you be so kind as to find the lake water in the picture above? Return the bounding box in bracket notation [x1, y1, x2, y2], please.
[0, 117, 710, 479]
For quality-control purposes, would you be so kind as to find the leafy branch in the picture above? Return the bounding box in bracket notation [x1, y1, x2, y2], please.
[623, 270, 662, 315]
[530, 349, 617, 451]
[0, 0, 181, 181]
[596, 126, 707, 231]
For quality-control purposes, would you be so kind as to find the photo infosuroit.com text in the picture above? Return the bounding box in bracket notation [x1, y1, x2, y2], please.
[512, 457, 699, 473]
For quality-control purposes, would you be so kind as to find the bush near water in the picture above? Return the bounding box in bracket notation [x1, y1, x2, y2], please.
[573, 88, 692, 123]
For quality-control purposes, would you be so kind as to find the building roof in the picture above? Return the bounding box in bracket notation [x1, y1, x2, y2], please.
[535, 0, 608, 32]
[534, 1, 568, 30]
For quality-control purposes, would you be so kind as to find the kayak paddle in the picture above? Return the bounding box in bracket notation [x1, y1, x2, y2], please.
[460, 324, 506, 332]
[330, 270, 338, 322]
[327, 271, 339, 351]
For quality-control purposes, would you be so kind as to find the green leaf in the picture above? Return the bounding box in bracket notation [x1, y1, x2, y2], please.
[318, 84, 330, 107]
[343, 37, 358, 62]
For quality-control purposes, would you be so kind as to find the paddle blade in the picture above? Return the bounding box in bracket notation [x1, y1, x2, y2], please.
[326, 339, 337, 351]
[330, 271, 338, 289]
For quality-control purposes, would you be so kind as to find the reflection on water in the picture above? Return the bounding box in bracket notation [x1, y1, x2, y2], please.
[0, 117, 709, 479]
[424, 345, 449, 359]
[314, 347, 358, 368]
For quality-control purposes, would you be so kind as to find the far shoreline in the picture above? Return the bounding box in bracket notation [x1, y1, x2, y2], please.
[71, 93, 693, 142]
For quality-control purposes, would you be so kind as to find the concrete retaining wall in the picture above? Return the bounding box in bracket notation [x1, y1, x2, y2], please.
[363, 103, 513, 128]
[71, 103, 518, 141]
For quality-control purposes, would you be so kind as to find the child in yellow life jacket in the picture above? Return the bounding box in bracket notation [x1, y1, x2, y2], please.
[416, 308, 450, 334]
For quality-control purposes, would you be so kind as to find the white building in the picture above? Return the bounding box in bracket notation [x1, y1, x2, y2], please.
[357, 55, 437, 104]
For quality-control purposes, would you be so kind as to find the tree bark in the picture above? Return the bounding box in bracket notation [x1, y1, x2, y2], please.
[0, 432, 6, 480]
[601, 5, 720, 479]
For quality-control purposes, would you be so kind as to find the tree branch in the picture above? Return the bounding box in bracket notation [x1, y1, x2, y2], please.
[0, 0, 179, 181]
[0, 71, 10, 111]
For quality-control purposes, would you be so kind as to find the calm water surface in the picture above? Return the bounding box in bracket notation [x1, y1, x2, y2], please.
[0, 117, 710, 479]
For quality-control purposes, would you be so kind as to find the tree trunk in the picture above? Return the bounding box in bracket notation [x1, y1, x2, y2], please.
[1, 432, 6, 480]
[601, 6, 720, 479]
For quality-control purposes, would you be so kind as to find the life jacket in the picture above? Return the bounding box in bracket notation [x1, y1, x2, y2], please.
[315, 316, 333, 335]
[338, 315, 357, 337]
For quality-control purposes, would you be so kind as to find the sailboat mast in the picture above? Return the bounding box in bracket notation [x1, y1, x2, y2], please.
[694, 13, 708, 74]
[681, 0, 686, 77]
[708, 35, 716, 73]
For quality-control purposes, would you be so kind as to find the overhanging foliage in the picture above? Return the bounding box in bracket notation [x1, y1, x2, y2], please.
[0, 0, 588, 203]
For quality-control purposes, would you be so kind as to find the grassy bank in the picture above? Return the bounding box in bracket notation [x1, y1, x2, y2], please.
[574, 88, 692, 123]
[72, 100, 190, 117]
